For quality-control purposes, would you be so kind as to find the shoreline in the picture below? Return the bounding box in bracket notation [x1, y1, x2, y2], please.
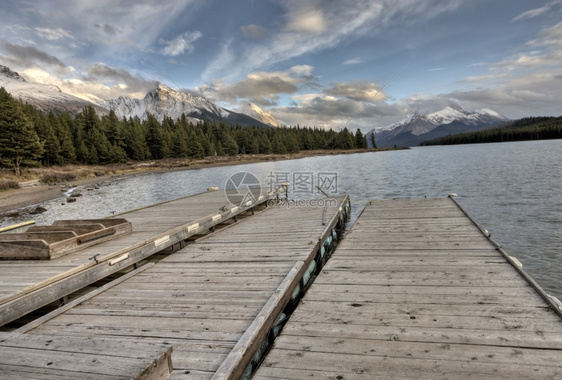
[0, 148, 402, 214]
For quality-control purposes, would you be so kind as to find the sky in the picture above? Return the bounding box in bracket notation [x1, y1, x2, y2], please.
[1, 0, 561, 131]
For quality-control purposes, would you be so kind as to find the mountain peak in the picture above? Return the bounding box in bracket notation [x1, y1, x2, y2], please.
[247, 103, 281, 127]
[0, 65, 26, 82]
[366, 105, 508, 147]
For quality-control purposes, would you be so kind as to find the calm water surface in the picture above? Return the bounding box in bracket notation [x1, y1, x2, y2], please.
[3, 140, 561, 299]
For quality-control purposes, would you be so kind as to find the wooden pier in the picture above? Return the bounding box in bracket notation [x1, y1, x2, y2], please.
[3, 195, 561, 379]
[0, 188, 282, 327]
[254, 197, 562, 379]
[3, 196, 350, 379]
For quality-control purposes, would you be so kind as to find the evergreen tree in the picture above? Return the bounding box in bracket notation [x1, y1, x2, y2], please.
[123, 117, 149, 160]
[370, 131, 377, 148]
[187, 130, 205, 158]
[172, 128, 189, 158]
[104, 110, 126, 149]
[272, 135, 287, 154]
[221, 131, 238, 156]
[80, 106, 112, 163]
[355, 128, 367, 149]
[145, 114, 168, 159]
[76, 141, 89, 164]
[49, 111, 76, 162]
[0, 88, 43, 176]
[35, 112, 61, 165]
[285, 134, 300, 153]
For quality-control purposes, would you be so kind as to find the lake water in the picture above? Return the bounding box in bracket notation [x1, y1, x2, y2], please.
[2, 140, 561, 300]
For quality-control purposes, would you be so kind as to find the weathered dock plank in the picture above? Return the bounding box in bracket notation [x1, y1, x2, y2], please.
[0, 189, 280, 327]
[19, 197, 349, 379]
[0, 333, 172, 380]
[254, 197, 562, 380]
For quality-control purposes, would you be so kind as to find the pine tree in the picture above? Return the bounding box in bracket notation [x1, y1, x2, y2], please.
[35, 112, 61, 165]
[49, 111, 76, 162]
[145, 114, 167, 159]
[80, 106, 112, 163]
[104, 110, 126, 149]
[172, 128, 189, 158]
[0, 87, 44, 176]
[123, 117, 149, 160]
[355, 129, 367, 149]
[370, 131, 377, 149]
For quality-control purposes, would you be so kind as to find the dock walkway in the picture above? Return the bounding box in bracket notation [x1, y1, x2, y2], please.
[13, 197, 349, 379]
[254, 197, 562, 379]
[0, 189, 280, 327]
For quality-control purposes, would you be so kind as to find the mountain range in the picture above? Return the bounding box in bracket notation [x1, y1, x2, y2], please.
[365, 106, 509, 147]
[2, 65, 509, 140]
[0, 65, 279, 128]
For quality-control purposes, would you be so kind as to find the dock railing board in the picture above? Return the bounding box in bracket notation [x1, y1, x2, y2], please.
[15, 196, 350, 379]
[0, 187, 284, 328]
[254, 197, 562, 380]
[0, 220, 36, 234]
[448, 195, 562, 318]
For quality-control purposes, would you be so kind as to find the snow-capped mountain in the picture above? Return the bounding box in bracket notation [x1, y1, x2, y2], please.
[1, 65, 271, 127]
[247, 103, 281, 127]
[0, 65, 106, 114]
[366, 105, 509, 147]
[105, 83, 271, 127]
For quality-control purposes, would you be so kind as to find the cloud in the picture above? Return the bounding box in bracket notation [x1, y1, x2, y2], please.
[512, 5, 551, 21]
[532, 21, 562, 47]
[511, 1, 562, 22]
[35, 27, 73, 41]
[289, 64, 314, 76]
[21, 64, 155, 102]
[0, 40, 66, 68]
[241, 24, 268, 40]
[159, 31, 202, 56]
[85, 62, 156, 95]
[203, 0, 463, 81]
[459, 73, 507, 83]
[324, 81, 386, 102]
[198, 69, 307, 106]
[343, 57, 362, 65]
[285, 8, 327, 34]
[270, 93, 408, 130]
[489, 22, 562, 70]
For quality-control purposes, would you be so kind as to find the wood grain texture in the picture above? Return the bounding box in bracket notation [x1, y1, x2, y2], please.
[254, 197, 562, 380]
[20, 198, 348, 379]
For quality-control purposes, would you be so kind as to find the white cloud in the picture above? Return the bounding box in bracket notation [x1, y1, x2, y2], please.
[343, 57, 363, 65]
[160, 31, 202, 57]
[197, 69, 309, 106]
[202, 0, 463, 81]
[285, 8, 326, 34]
[324, 81, 386, 102]
[289, 65, 314, 76]
[459, 73, 507, 83]
[35, 27, 73, 41]
[512, 5, 551, 21]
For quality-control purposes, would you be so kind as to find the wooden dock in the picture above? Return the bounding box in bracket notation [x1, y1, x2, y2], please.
[6, 196, 350, 379]
[0, 188, 282, 327]
[0, 333, 173, 380]
[254, 197, 562, 379]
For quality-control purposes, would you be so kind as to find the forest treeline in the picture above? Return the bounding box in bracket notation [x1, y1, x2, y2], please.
[420, 116, 562, 146]
[0, 87, 368, 177]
